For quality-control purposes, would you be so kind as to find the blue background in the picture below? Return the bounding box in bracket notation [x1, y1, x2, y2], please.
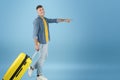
[0, 0, 120, 80]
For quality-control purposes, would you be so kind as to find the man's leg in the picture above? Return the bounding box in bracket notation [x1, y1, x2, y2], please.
[36, 43, 48, 80]
[28, 50, 41, 77]
[28, 43, 48, 78]
[36, 43, 48, 76]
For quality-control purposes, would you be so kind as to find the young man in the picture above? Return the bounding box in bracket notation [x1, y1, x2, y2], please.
[28, 5, 70, 80]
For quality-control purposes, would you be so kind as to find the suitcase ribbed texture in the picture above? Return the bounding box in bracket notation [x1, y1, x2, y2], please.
[2, 53, 32, 80]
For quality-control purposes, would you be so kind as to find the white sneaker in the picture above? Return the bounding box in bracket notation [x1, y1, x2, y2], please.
[28, 66, 34, 77]
[37, 75, 48, 80]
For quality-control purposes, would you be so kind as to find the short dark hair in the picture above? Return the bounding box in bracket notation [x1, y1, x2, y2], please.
[36, 5, 43, 10]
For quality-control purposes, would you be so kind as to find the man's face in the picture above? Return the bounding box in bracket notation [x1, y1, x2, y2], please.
[37, 7, 45, 17]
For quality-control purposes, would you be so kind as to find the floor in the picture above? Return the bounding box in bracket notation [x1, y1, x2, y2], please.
[20, 64, 120, 80]
[1, 62, 120, 80]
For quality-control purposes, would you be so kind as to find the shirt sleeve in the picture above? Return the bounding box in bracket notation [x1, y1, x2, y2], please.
[45, 18, 58, 23]
[33, 19, 40, 40]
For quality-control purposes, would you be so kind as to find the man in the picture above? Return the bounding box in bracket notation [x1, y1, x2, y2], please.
[28, 5, 71, 80]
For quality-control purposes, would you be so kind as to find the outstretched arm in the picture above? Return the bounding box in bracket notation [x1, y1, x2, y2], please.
[46, 18, 71, 23]
[57, 18, 71, 23]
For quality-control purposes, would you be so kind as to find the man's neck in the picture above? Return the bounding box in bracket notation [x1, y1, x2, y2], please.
[39, 15, 44, 18]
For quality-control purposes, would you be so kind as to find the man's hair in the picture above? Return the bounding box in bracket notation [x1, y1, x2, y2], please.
[36, 5, 43, 10]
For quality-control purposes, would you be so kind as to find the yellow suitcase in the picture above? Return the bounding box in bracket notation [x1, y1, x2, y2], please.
[2, 52, 32, 80]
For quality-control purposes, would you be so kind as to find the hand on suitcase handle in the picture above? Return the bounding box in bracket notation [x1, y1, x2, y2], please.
[31, 50, 40, 59]
[34, 39, 40, 51]
[35, 44, 40, 51]
[35, 41, 40, 51]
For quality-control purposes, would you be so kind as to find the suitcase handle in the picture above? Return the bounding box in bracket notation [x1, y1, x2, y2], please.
[31, 51, 39, 59]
